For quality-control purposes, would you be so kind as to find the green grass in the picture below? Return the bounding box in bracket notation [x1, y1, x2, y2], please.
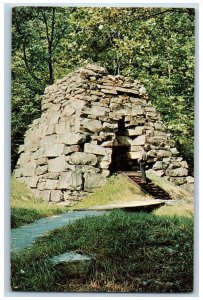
[11, 176, 68, 228]
[71, 174, 152, 210]
[11, 210, 193, 293]
[11, 174, 151, 227]
[147, 170, 193, 203]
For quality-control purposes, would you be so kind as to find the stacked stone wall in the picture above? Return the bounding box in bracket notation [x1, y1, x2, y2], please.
[14, 64, 194, 205]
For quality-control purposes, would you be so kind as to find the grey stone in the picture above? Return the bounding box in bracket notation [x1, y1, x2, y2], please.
[50, 190, 63, 202]
[69, 152, 97, 166]
[132, 135, 146, 146]
[21, 160, 36, 177]
[127, 126, 144, 136]
[25, 176, 39, 188]
[83, 120, 102, 132]
[50, 251, 93, 276]
[44, 180, 58, 190]
[58, 172, 82, 190]
[157, 150, 171, 158]
[152, 161, 163, 170]
[44, 144, 66, 157]
[186, 176, 194, 184]
[36, 165, 48, 175]
[166, 167, 188, 177]
[48, 156, 68, 173]
[84, 173, 106, 191]
[84, 143, 111, 156]
[169, 177, 187, 185]
[14, 64, 193, 203]
[57, 133, 85, 145]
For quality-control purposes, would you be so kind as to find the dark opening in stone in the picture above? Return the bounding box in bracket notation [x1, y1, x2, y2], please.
[109, 146, 132, 172]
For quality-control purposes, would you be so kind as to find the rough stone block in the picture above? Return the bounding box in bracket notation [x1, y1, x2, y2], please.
[44, 180, 58, 190]
[186, 176, 194, 184]
[75, 165, 100, 173]
[127, 126, 144, 136]
[57, 133, 85, 145]
[83, 120, 102, 132]
[84, 173, 106, 191]
[82, 106, 107, 117]
[69, 152, 97, 166]
[146, 136, 167, 147]
[152, 161, 163, 170]
[58, 172, 82, 190]
[44, 144, 66, 157]
[36, 157, 48, 166]
[21, 160, 36, 177]
[39, 190, 51, 201]
[128, 152, 140, 159]
[48, 156, 68, 173]
[166, 167, 188, 177]
[157, 150, 171, 158]
[50, 190, 63, 202]
[36, 165, 48, 175]
[50, 251, 93, 276]
[84, 143, 111, 156]
[25, 176, 39, 188]
[132, 135, 146, 146]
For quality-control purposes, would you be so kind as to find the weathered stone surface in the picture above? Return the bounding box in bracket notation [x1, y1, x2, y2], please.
[50, 251, 93, 276]
[36, 165, 48, 175]
[25, 176, 39, 188]
[83, 120, 102, 132]
[127, 127, 144, 136]
[152, 161, 164, 170]
[17, 153, 30, 165]
[146, 136, 167, 147]
[169, 177, 187, 185]
[132, 135, 146, 146]
[84, 143, 111, 156]
[14, 64, 193, 205]
[58, 172, 82, 190]
[170, 148, 179, 155]
[44, 144, 66, 157]
[157, 150, 171, 158]
[44, 180, 58, 190]
[57, 133, 85, 145]
[21, 160, 36, 177]
[69, 152, 97, 166]
[128, 152, 140, 159]
[75, 165, 100, 173]
[166, 167, 188, 177]
[82, 106, 107, 117]
[84, 173, 106, 191]
[39, 190, 51, 201]
[186, 176, 194, 184]
[50, 190, 63, 202]
[48, 156, 68, 173]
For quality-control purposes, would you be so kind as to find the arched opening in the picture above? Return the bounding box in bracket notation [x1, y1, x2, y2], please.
[109, 117, 139, 173]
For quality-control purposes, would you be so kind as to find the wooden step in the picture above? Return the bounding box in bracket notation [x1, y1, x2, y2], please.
[121, 172, 172, 200]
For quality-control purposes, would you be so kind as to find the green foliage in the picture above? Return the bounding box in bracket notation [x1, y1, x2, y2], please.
[12, 7, 195, 170]
[11, 210, 193, 292]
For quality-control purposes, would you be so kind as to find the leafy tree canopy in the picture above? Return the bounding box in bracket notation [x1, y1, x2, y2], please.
[11, 7, 195, 171]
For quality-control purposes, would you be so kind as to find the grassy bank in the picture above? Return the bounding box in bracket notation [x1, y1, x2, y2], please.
[11, 174, 151, 228]
[11, 177, 68, 228]
[11, 210, 193, 293]
[71, 174, 152, 210]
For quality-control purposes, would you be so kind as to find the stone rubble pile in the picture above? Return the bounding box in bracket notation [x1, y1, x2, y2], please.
[14, 64, 194, 205]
